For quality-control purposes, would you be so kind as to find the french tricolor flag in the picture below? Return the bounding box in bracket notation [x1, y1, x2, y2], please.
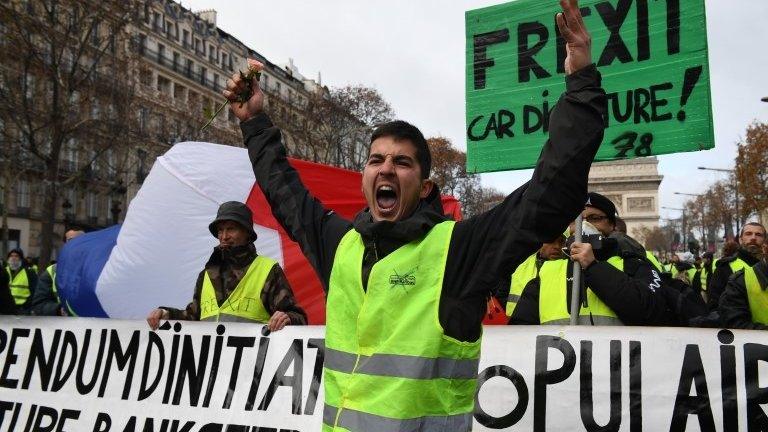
[57, 142, 463, 323]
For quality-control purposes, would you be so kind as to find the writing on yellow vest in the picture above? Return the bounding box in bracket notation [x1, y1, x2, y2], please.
[506, 253, 539, 316]
[744, 266, 768, 325]
[323, 221, 479, 432]
[199, 255, 276, 323]
[539, 256, 624, 326]
[6, 266, 30, 306]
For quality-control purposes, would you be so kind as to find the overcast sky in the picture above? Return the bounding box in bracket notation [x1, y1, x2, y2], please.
[182, 0, 768, 221]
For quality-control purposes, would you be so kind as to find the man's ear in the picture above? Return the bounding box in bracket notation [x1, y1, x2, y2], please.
[420, 179, 434, 199]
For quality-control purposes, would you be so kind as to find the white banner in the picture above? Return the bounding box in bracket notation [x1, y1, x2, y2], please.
[1, 317, 766, 432]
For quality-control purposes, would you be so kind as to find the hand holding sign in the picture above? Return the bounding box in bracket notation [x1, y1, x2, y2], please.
[556, 0, 592, 75]
[223, 59, 265, 122]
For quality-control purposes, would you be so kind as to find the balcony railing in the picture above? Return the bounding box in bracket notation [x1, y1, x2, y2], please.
[137, 45, 219, 92]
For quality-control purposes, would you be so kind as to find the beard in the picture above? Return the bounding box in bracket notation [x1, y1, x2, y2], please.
[745, 243, 764, 259]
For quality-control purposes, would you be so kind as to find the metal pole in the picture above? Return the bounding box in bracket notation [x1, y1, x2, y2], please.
[733, 177, 740, 235]
[569, 214, 583, 326]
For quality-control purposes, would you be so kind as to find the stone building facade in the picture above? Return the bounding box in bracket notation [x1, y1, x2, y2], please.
[1, 0, 324, 259]
[588, 157, 663, 241]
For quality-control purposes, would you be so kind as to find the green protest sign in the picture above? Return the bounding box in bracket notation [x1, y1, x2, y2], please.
[465, 0, 713, 172]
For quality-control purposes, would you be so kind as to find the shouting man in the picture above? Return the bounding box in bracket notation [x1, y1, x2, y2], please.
[225, 1, 604, 429]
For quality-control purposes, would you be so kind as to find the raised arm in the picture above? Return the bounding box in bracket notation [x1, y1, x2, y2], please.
[224, 61, 351, 288]
[447, 0, 606, 297]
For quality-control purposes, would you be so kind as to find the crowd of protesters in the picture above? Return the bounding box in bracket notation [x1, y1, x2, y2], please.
[3, 201, 764, 331]
[500, 192, 767, 329]
[2, 2, 764, 430]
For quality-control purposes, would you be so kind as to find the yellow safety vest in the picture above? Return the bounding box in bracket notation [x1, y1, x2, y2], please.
[700, 266, 709, 291]
[686, 268, 697, 284]
[539, 257, 624, 326]
[645, 252, 663, 273]
[744, 265, 768, 325]
[199, 256, 276, 323]
[506, 253, 539, 316]
[729, 258, 749, 274]
[6, 266, 30, 306]
[323, 221, 479, 432]
[46, 264, 59, 303]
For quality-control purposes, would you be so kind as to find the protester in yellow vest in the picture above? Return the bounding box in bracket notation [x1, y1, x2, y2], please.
[719, 239, 768, 329]
[28, 227, 85, 316]
[694, 251, 715, 298]
[224, 2, 604, 429]
[4, 248, 38, 314]
[510, 192, 674, 326]
[146, 201, 307, 331]
[504, 231, 568, 316]
[708, 222, 766, 311]
[672, 251, 698, 286]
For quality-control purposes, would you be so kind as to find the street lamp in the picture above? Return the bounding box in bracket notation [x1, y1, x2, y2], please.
[762, 97, 768, 103]
[674, 192, 702, 197]
[697, 166, 740, 233]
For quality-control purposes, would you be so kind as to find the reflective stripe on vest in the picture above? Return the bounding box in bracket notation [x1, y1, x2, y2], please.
[199, 256, 276, 323]
[6, 266, 30, 305]
[539, 257, 624, 326]
[506, 253, 538, 316]
[322, 404, 473, 432]
[324, 221, 479, 432]
[744, 266, 768, 325]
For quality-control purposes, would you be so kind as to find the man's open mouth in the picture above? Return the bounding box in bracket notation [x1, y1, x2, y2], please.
[376, 185, 398, 212]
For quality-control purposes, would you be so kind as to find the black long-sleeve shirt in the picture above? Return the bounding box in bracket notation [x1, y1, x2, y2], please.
[242, 65, 607, 341]
[719, 261, 768, 330]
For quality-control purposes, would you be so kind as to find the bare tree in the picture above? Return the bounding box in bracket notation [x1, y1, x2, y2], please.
[638, 225, 676, 254]
[426, 136, 504, 218]
[736, 121, 768, 223]
[271, 84, 394, 171]
[0, 0, 142, 266]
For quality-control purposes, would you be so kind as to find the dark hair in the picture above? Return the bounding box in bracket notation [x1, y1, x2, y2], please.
[740, 222, 766, 237]
[370, 120, 431, 179]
